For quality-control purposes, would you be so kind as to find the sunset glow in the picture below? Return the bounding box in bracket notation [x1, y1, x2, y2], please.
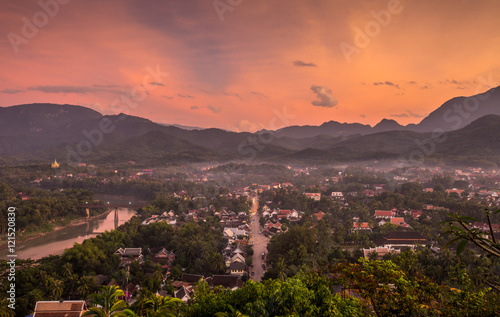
[1, 0, 499, 131]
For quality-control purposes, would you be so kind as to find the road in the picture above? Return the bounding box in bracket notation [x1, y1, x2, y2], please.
[249, 196, 268, 282]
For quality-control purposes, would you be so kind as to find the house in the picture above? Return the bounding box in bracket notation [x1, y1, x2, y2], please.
[305, 193, 321, 201]
[374, 210, 395, 219]
[207, 275, 244, 290]
[376, 231, 427, 249]
[150, 247, 175, 265]
[174, 285, 191, 303]
[230, 261, 247, 276]
[226, 253, 246, 267]
[352, 222, 372, 232]
[331, 192, 344, 198]
[446, 188, 465, 195]
[181, 273, 204, 284]
[115, 248, 143, 267]
[390, 217, 406, 226]
[33, 300, 86, 316]
[411, 210, 423, 219]
[363, 246, 401, 259]
[314, 211, 325, 221]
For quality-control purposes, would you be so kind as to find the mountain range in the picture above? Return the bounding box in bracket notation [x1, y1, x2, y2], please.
[1, 85, 499, 167]
[272, 86, 500, 138]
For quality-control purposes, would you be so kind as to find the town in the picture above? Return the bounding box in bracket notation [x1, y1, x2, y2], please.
[1, 161, 499, 315]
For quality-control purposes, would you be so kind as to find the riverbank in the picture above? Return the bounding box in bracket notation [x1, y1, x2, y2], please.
[0, 209, 112, 251]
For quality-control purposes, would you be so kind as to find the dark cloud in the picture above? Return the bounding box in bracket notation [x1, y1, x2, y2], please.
[310, 85, 337, 108]
[162, 95, 174, 99]
[27, 85, 127, 95]
[250, 91, 268, 99]
[359, 114, 366, 118]
[177, 93, 195, 98]
[390, 113, 409, 118]
[391, 111, 425, 118]
[207, 104, 222, 113]
[150, 82, 165, 86]
[440, 79, 475, 88]
[1, 88, 24, 94]
[420, 85, 429, 89]
[407, 81, 417, 85]
[223, 91, 242, 100]
[408, 110, 424, 118]
[191, 105, 199, 110]
[293, 60, 317, 67]
[373, 81, 400, 89]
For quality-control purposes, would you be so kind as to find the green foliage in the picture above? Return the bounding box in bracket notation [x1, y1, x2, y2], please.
[83, 285, 127, 316]
[188, 274, 365, 317]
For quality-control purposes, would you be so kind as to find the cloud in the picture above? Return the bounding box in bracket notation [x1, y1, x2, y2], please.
[162, 95, 173, 99]
[150, 81, 165, 86]
[190, 105, 199, 110]
[359, 114, 366, 118]
[177, 93, 195, 98]
[310, 85, 337, 108]
[207, 104, 222, 113]
[293, 60, 317, 67]
[236, 119, 265, 132]
[223, 91, 242, 100]
[420, 85, 430, 89]
[27, 85, 127, 95]
[390, 113, 409, 118]
[390, 110, 425, 118]
[250, 91, 269, 99]
[408, 110, 425, 118]
[407, 81, 417, 85]
[440, 79, 475, 88]
[1, 88, 25, 94]
[373, 81, 400, 89]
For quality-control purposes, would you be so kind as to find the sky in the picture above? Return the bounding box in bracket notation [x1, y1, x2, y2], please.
[1, 0, 500, 132]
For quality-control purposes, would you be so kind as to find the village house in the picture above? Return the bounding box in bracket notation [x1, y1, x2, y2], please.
[374, 210, 396, 219]
[363, 246, 401, 259]
[305, 192, 321, 201]
[33, 300, 86, 316]
[376, 231, 427, 249]
[115, 248, 144, 267]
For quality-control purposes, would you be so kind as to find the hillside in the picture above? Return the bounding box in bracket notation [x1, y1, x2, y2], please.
[2, 103, 500, 167]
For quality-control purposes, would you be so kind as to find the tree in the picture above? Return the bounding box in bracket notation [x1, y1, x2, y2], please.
[83, 285, 127, 317]
[142, 294, 182, 317]
[440, 209, 500, 291]
[78, 276, 97, 299]
[215, 304, 249, 317]
[0, 298, 15, 317]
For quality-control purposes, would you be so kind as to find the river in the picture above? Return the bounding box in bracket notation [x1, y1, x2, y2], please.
[0, 207, 137, 260]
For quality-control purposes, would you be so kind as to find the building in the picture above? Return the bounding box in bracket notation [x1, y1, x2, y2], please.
[51, 158, 60, 168]
[305, 193, 321, 201]
[376, 231, 427, 249]
[363, 246, 401, 259]
[33, 300, 86, 316]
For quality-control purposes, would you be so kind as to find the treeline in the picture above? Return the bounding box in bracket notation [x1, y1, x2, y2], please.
[0, 183, 102, 235]
[263, 223, 500, 290]
[0, 218, 227, 315]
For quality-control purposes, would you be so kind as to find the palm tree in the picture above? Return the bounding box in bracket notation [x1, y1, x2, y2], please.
[78, 276, 96, 298]
[215, 305, 249, 317]
[0, 298, 15, 317]
[83, 285, 127, 317]
[142, 294, 182, 317]
[275, 258, 287, 282]
[51, 279, 64, 300]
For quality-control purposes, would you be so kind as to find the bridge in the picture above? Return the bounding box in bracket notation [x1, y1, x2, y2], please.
[79, 204, 145, 208]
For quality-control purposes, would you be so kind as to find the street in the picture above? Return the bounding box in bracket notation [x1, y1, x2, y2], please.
[249, 196, 268, 282]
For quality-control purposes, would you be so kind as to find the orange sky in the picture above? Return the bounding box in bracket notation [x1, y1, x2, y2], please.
[1, 0, 499, 131]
